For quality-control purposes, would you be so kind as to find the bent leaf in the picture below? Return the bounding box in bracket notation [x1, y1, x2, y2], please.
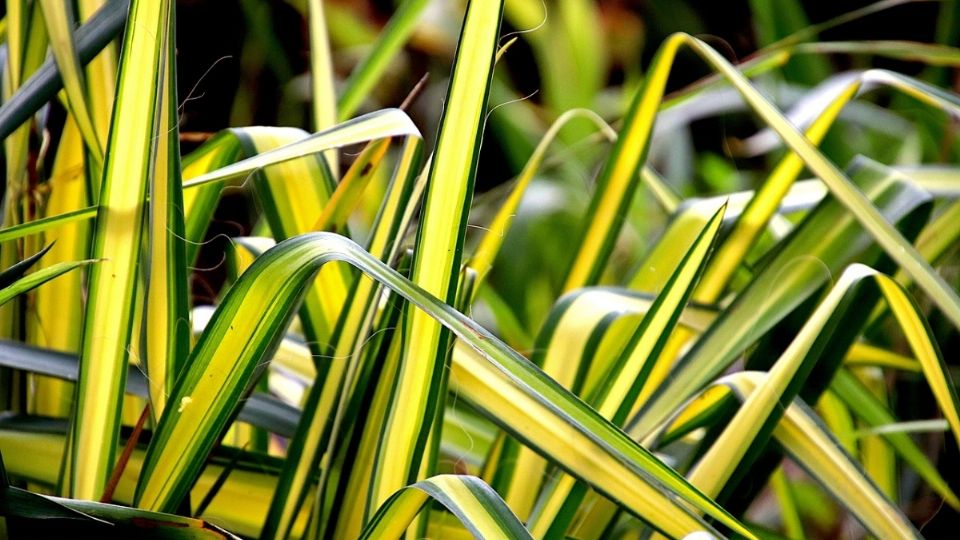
[359, 475, 530, 540]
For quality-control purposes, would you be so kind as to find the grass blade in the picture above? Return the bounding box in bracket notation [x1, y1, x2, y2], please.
[183, 110, 419, 189]
[38, 0, 103, 167]
[856, 368, 898, 500]
[308, 0, 336, 131]
[0, 208, 98, 245]
[0, 243, 54, 288]
[0, 260, 96, 306]
[47, 496, 239, 538]
[0, 338, 299, 436]
[469, 109, 616, 286]
[369, 0, 504, 511]
[70, 0, 173, 499]
[359, 475, 531, 539]
[307, 0, 338, 174]
[337, 0, 431, 120]
[143, 7, 189, 417]
[77, 0, 118, 158]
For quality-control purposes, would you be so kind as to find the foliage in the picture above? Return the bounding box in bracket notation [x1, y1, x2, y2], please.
[0, 0, 958, 538]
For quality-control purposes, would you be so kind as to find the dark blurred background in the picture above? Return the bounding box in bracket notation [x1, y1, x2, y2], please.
[175, 0, 945, 191]
[174, 0, 953, 311]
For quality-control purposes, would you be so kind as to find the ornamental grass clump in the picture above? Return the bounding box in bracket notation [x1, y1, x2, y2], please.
[0, 0, 958, 538]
